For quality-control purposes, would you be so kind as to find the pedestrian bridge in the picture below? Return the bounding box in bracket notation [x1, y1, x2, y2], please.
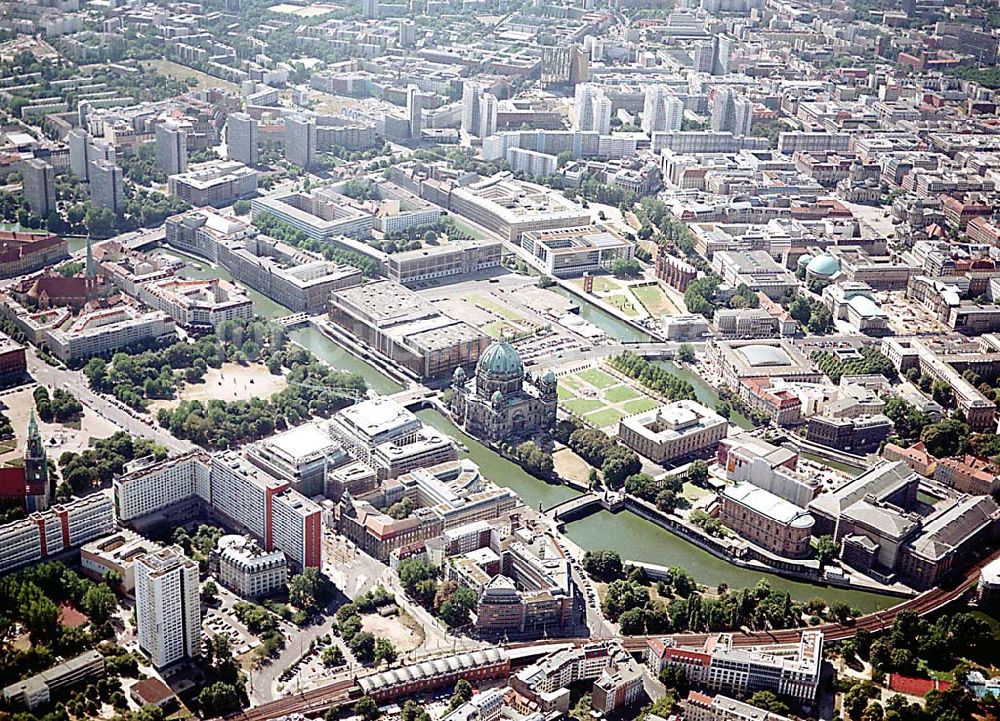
[544, 492, 625, 524]
[275, 313, 310, 329]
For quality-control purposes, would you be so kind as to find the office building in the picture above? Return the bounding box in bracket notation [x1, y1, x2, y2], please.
[618, 400, 728, 463]
[81, 530, 165, 593]
[3, 651, 105, 711]
[518, 226, 634, 278]
[399, 19, 415, 47]
[643, 87, 684, 134]
[327, 396, 457, 477]
[591, 94, 613, 136]
[226, 112, 258, 167]
[167, 160, 258, 207]
[155, 122, 187, 175]
[137, 277, 254, 331]
[462, 82, 483, 137]
[680, 692, 796, 721]
[512, 641, 638, 715]
[68, 128, 92, 179]
[284, 114, 316, 168]
[711, 88, 753, 137]
[134, 547, 201, 669]
[113, 451, 211, 522]
[646, 632, 824, 702]
[247, 422, 348, 497]
[407, 85, 424, 139]
[23, 159, 56, 217]
[211, 451, 323, 570]
[478, 93, 499, 139]
[448, 174, 591, 243]
[251, 187, 373, 241]
[88, 159, 124, 213]
[805, 414, 893, 455]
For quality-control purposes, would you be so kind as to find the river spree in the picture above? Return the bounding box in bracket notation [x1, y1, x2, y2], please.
[417, 408, 893, 612]
[152, 248, 893, 610]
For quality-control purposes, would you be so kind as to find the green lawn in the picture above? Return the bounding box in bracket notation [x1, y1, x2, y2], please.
[604, 385, 640, 403]
[605, 294, 641, 317]
[577, 368, 618, 389]
[470, 295, 525, 322]
[556, 385, 576, 401]
[682, 481, 710, 502]
[585, 407, 626, 429]
[632, 284, 674, 317]
[623, 398, 660, 415]
[448, 216, 487, 240]
[560, 375, 585, 393]
[564, 398, 605, 416]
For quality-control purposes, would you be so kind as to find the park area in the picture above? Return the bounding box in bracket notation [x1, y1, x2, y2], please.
[147, 362, 288, 414]
[557, 365, 661, 431]
[569, 276, 678, 320]
[141, 59, 240, 92]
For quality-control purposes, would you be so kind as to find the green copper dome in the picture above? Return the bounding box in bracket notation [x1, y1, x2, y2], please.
[806, 253, 841, 278]
[477, 340, 524, 380]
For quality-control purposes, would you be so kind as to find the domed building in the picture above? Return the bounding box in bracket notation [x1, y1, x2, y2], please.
[805, 253, 841, 283]
[450, 340, 557, 442]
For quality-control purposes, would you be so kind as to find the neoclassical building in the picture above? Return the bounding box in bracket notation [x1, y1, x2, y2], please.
[450, 340, 557, 442]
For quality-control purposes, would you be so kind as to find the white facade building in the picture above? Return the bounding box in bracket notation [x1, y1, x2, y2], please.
[135, 547, 201, 669]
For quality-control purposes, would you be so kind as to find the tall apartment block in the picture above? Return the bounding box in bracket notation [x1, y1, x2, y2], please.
[227, 112, 258, 167]
[284, 114, 316, 168]
[134, 547, 201, 669]
[23, 159, 56, 217]
[155, 122, 188, 175]
[89, 160, 124, 214]
[68, 128, 92, 179]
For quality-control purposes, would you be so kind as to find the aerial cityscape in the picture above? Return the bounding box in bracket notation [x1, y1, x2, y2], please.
[2, 1, 1000, 721]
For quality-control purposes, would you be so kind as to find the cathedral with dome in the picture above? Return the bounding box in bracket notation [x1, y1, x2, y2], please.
[449, 340, 557, 442]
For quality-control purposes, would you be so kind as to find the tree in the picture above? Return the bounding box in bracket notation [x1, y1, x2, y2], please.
[288, 568, 331, 612]
[84, 205, 117, 238]
[322, 645, 344, 667]
[814, 535, 838, 567]
[82, 584, 116, 624]
[202, 579, 218, 603]
[655, 489, 678, 513]
[354, 695, 380, 721]
[920, 418, 969, 458]
[374, 638, 397, 665]
[601, 446, 641, 489]
[556, 150, 573, 169]
[198, 681, 242, 716]
[686, 460, 709, 485]
[232, 200, 251, 215]
[349, 631, 376, 662]
[448, 679, 473, 711]
[676, 343, 695, 363]
[582, 550, 624, 581]
[611, 258, 641, 278]
[748, 691, 790, 717]
[438, 586, 476, 627]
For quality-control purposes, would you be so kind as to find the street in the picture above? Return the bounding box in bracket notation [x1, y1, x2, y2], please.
[26, 353, 196, 454]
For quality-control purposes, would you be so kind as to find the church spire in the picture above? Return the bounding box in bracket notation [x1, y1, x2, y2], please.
[85, 236, 96, 279]
[28, 409, 38, 439]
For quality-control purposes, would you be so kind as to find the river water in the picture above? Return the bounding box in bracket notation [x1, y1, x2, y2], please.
[153, 248, 892, 610]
